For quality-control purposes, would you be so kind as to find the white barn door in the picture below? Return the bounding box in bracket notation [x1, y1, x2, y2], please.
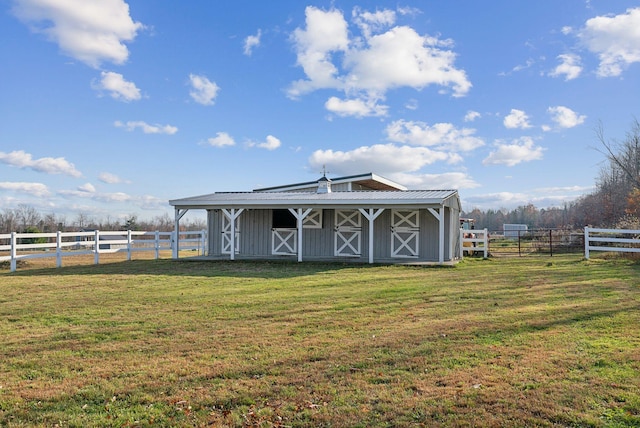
[335, 210, 361, 256]
[272, 229, 297, 255]
[221, 214, 240, 254]
[391, 210, 419, 258]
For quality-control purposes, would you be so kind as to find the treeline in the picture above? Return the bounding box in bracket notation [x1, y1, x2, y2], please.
[465, 119, 640, 231]
[0, 206, 206, 234]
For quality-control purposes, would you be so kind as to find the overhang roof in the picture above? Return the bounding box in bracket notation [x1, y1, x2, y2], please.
[170, 190, 460, 210]
[253, 172, 407, 192]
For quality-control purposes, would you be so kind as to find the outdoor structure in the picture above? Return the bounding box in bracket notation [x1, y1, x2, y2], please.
[169, 173, 461, 264]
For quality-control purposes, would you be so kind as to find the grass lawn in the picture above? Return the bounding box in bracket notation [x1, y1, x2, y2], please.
[1, 254, 639, 427]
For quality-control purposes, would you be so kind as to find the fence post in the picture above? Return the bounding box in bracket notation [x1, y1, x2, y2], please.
[483, 228, 488, 258]
[10, 232, 17, 272]
[549, 229, 553, 257]
[94, 230, 100, 265]
[56, 230, 62, 268]
[127, 230, 132, 261]
[518, 230, 521, 257]
[584, 227, 590, 260]
[155, 231, 160, 259]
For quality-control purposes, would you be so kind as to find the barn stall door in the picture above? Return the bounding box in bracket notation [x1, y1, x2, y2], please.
[391, 210, 419, 258]
[335, 210, 362, 256]
[272, 228, 296, 255]
[221, 214, 240, 254]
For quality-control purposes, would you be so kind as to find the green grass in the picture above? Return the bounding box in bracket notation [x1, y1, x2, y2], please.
[1, 254, 639, 427]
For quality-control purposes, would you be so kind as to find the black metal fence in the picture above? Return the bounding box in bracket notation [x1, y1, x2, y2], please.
[485, 229, 584, 257]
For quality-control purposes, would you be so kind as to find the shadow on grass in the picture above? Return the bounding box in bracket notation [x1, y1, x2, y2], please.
[1, 258, 388, 279]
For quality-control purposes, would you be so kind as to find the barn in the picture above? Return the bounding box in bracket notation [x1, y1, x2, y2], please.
[169, 173, 461, 264]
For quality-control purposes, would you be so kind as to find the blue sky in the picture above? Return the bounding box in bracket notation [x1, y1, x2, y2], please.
[1, 0, 640, 222]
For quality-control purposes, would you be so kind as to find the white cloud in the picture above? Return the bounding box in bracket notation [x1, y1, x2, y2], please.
[389, 172, 480, 189]
[0, 181, 50, 197]
[78, 182, 96, 193]
[325, 96, 388, 118]
[0, 150, 81, 177]
[204, 132, 236, 148]
[386, 120, 484, 152]
[503, 109, 532, 129]
[12, 0, 143, 68]
[578, 7, 640, 77]
[189, 74, 220, 105]
[309, 144, 456, 177]
[288, 6, 471, 116]
[547, 106, 586, 128]
[93, 71, 141, 102]
[549, 53, 583, 80]
[114, 120, 178, 134]
[464, 110, 481, 122]
[249, 135, 281, 151]
[244, 29, 261, 56]
[98, 172, 126, 184]
[483, 137, 545, 167]
[352, 7, 396, 38]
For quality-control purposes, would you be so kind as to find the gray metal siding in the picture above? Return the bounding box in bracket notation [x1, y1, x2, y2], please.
[206, 207, 455, 262]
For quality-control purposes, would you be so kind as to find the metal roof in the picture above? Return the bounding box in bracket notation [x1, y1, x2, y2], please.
[253, 172, 407, 192]
[170, 189, 459, 209]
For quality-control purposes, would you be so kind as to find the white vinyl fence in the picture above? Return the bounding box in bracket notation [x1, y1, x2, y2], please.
[0, 230, 206, 272]
[584, 227, 640, 259]
[460, 228, 488, 258]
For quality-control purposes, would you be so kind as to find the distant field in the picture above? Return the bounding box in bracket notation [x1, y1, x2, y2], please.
[1, 254, 639, 427]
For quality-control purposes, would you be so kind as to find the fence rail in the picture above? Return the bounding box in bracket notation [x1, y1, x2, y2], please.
[584, 227, 640, 259]
[460, 228, 488, 258]
[0, 230, 206, 272]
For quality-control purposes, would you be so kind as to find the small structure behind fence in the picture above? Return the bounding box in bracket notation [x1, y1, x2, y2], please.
[584, 227, 640, 259]
[0, 230, 206, 272]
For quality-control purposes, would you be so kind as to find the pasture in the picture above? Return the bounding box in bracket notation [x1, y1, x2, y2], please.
[1, 254, 639, 427]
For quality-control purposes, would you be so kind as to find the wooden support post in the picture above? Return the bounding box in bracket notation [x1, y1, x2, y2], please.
[359, 208, 384, 264]
[428, 207, 445, 264]
[173, 208, 189, 259]
[289, 208, 312, 262]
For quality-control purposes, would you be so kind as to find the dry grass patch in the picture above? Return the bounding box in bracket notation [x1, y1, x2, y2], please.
[1, 255, 639, 427]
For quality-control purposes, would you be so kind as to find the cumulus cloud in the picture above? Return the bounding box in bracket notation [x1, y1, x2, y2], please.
[0, 150, 81, 177]
[549, 53, 583, 80]
[98, 172, 127, 184]
[578, 7, 640, 77]
[325, 96, 388, 118]
[189, 74, 220, 105]
[244, 29, 261, 56]
[503, 109, 532, 129]
[288, 6, 471, 117]
[483, 137, 545, 167]
[78, 182, 96, 193]
[93, 71, 141, 102]
[12, 0, 143, 68]
[388, 172, 480, 189]
[204, 132, 236, 148]
[464, 110, 481, 122]
[0, 181, 50, 197]
[248, 135, 281, 151]
[309, 144, 457, 177]
[114, 120, 178, 134]
[547, 106, 586, 128]
[386, 120, 484, 152]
